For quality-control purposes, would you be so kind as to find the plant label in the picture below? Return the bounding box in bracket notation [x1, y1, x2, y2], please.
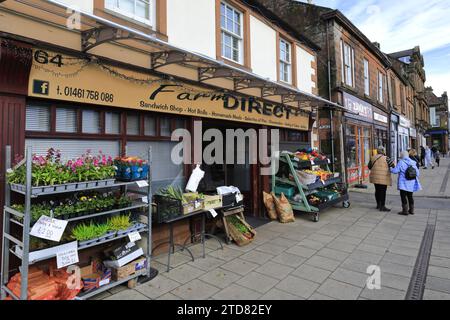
[128, 231, 141, 242]
[209, 209, 218, 218]
[136, 180, 149, 188]
[56, 241, 79, 269]
[310, 159, 315, 165]
[327, 159, 331, 164]
[30, 215, 68, 242]
[142, 196, 149, 204]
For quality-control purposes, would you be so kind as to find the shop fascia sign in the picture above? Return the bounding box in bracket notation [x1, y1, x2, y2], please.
[374, 112, 388, 124]
[342, 92, 373, 121]
[400, 116, 411, 128]
[410, 128, 417, 138]
[27, 49, 309, 130]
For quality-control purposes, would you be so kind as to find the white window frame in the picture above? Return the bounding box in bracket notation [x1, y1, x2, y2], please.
[279, 39, 292, 84]
[378, 71, 384, 103]
[220, 2, 243, 64]
[341, 40, 354, 87]
[363, 59, 370, 96]
[105, 0, 154, 27]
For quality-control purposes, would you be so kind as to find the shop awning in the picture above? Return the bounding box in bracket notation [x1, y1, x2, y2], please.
[4, 0, 344, 113]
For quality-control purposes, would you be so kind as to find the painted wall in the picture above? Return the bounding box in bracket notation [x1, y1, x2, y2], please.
[249, 15, 277, 81]
[296, 45, 315, 94]
[166, 0, 216, 58]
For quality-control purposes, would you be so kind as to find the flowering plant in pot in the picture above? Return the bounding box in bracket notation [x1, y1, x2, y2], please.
[114, 157, 149, 181]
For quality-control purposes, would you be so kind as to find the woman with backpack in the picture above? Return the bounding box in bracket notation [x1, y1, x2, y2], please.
[391, 151, 422, 215]
[369, 146, 395, 212]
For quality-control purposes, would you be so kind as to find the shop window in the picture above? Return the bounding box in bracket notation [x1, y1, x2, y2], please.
[126, 114, 140, 135]
[26, 104, 50, 132]
[174, 118, 185, 129]
[105, 0, 152, 25]
[105, 112, 120, 134]
[378, 72, 384, 103]
[363, 59, 370, 96]
[144, 115, 156, 136]
[341, 40, 354, 87]
[56, 107, 78, 133]
[279, 39, 291, 83]
[220, 2, 243, 64]
[82, 110, 101, 134]
[160, 117, 171, 137]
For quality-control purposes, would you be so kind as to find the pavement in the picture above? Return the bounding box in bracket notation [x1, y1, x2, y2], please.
[97, 158, 450, 300]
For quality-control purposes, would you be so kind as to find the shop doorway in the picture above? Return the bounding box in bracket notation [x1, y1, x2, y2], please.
[198, 120, 258, 216]
[345, 123, 373, 185]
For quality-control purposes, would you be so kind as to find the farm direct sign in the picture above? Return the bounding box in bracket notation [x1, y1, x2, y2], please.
[28, 49, 309, 130]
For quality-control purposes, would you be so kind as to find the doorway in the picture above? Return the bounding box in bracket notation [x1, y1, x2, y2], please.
[197, 120, 258, 216]
[345, 122, 373, 185]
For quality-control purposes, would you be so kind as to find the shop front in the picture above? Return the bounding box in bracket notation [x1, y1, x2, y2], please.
[398, 116, 411, 155]
[390, 113, 399, 160]
[341, 92, 374, 186]
[373, 109, 389, 152]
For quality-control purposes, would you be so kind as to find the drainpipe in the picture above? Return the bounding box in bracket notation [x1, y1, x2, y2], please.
[326, 20, 336, 173]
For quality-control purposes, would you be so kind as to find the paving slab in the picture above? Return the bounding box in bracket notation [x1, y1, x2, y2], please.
[259, 288, 303, 300]
[220, 258, 259, 276]
[359, 287, 405, 300]
[316, 279, 362, 300]
[170, 279, 220, 300]
[330, 268, 368, 288]
[425, 276, 450, 294]
[291, 264, 331, 284]
[135, 275, 181, 299]
[237, 272, 279, 294]
[198, 268, 242, 289]
[240, 250, 274, 265]
[276, 275, 319, 299]
[165, 264, 206, 284]
[212, 284, 261, 300]
[271, 252, 307, 268]
[305, 255, 341, 271]
[105, 289, 150, 300]
[423, 289, 450, 300]
[255, 261, 294, 280]
[255, 243, 287, 255]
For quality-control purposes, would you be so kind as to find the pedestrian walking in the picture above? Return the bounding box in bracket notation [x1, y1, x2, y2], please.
[390, 151, 422, 215]
[409, 149, 420, 166]
[369, 146, 395, 212]
[424, 146, 433, 169]
[435, 149, 441, 167]
[420, 146, 426, 167]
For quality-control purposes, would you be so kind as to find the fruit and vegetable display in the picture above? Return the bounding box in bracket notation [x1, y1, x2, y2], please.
[226, 215, 255, 242]
[292, 148, 328, 163]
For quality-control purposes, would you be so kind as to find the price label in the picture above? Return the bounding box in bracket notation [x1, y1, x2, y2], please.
[142, 196, 149, 204]
[128, 231, 142, 242]
[99, 279, 110, 287]
[327, 159, 331, 164]
[136, 180, 149, 188]
[209, 209, 218, 218]
[310, 159, 315, 165]
[56, 241, 79, 269]
[30, 215, 68, 242]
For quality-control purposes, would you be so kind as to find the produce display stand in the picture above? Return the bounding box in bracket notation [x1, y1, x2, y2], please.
[152, 208, 224, 273]
[272, 152, 350, 223]
[0, 146, 157, 300]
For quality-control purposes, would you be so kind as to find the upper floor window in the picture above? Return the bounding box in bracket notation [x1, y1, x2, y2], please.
[340, 40, 354, 87]
[377, 71, 384, 103]
[279, 39, 292, 83]
[105, 0, 151, 25]
[363, 59, 370, 96]
[220, 2, 243, 64]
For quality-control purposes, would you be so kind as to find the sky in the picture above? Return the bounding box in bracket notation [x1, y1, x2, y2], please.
[307, 0, 450, 97]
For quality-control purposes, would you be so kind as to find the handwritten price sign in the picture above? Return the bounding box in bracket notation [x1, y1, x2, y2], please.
[56, 241, 79, 269]
[30, 215, 68, 242]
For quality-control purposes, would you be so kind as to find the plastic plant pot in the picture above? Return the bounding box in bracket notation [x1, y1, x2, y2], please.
[106, 231, 116, 239]
[87, 181, 97, 188]
[66, 183, 77, 191]
[43, 186, 56, 194]
[140, 165, 149, 180]
[122, 166, 132, 181]
[106, 179, 115, 186]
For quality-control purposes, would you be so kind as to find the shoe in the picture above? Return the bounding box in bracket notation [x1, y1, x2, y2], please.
[398, 204, 409, 216]
[423, 167, 427, 170]
[376, 202, 381, 210]
[409, 205, 415, 215]
[380, 206, 391, 212]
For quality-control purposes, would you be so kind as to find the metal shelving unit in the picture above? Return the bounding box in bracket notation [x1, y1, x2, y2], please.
[272, 152, 350, 222]
[0, 146, 156, 300]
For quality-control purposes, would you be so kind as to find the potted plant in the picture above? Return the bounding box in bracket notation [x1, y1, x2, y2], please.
[107, 214, 132, 236]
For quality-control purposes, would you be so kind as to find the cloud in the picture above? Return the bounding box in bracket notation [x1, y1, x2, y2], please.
[313, 0, 450, 96]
